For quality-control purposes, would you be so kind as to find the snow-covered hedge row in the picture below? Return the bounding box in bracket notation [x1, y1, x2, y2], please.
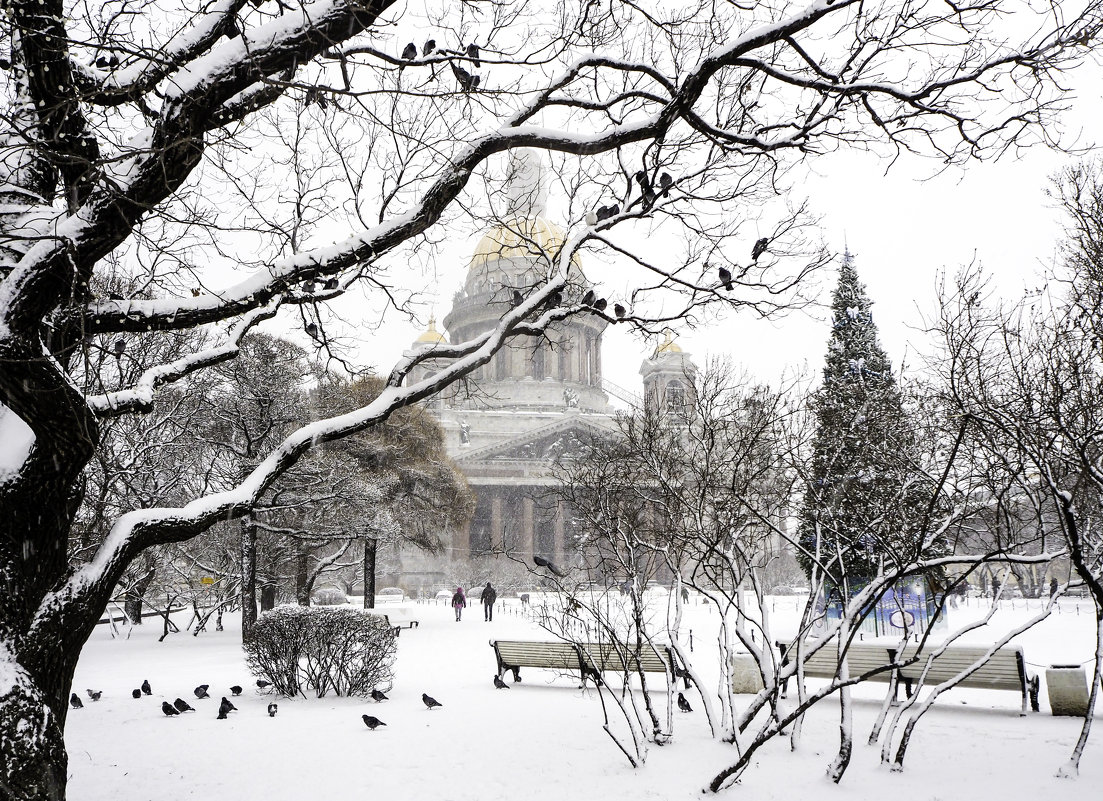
[243, 605, 397, 698]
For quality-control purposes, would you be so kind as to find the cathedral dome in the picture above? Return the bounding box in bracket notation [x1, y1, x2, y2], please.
[468, 217, 581, 269]
[414, 317, 447, 345]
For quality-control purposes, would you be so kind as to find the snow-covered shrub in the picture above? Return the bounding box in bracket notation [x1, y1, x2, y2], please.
[311, 588, 349, 606]
[243, 605, 397, 698]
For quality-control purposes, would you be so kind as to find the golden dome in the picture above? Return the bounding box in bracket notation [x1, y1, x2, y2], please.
[415, 316, 447, 345]
[655, 331, 683, 355]
[469, 217, 581, 269]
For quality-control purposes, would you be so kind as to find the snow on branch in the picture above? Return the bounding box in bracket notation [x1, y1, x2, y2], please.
[86, 301, 281, 418]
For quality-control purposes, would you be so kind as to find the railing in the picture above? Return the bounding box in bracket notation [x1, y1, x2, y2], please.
[602, 377, 643, 408]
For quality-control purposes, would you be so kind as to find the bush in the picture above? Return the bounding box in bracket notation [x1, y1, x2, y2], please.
[312, 588, 349, 606]
[243, 605, 397, 698]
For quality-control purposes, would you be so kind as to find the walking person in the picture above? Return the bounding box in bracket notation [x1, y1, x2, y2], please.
[482, 582, 498, 622]
[452, 587, 467, 622]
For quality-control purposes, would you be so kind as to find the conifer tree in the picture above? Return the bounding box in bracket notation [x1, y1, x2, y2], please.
[797, 254, 934, 587]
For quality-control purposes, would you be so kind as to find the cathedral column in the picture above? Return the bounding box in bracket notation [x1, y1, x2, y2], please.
[594, 335, 602, 384]
[491, 492, 503, 551]
[554, 502, 566, 566]
[522, 496, 535, 558]
[453, 519, 471, 564]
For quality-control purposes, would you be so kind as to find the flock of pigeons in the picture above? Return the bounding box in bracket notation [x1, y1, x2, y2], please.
[398, 38, 483, 94]
[70, 678, 454, 731]
[360, 690, 446, 731]
[70, 679, 278, 720]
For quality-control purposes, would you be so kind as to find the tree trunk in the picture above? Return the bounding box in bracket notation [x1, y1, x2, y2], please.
[240, 516, 258, 634]
[0, 658, 70, 801]
[123, 569, 156, 625]
[363, 538, 377, 610]
[295, 550, 310, 606]
[259, 583, 276, 611]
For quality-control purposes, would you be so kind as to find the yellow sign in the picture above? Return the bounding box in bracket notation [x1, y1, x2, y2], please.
[200, 577, 215, 585]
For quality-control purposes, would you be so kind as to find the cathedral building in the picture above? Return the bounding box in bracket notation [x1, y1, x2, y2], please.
[397, 151, 695, 591]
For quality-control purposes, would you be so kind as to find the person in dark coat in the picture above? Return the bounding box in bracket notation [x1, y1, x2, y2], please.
[482, 582, 498, 621]
[452, 587, 467, 621]
[1049, 577, 1059, 598]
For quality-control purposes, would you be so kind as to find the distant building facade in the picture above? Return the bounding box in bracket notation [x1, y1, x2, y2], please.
[393, 151, 697, 591]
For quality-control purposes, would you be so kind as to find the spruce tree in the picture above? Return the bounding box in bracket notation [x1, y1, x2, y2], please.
[798, 254, 934, 588]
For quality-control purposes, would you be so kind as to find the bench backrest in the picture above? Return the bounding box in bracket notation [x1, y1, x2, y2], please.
[493, 640, 584, 671]
[580, 642, 674, 674]
[492, 640, 674, 674]
[777, 639, 897, 682]
[896, 645, 1025, 691]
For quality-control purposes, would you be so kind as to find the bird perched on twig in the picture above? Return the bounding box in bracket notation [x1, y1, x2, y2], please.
[493, 675, 509, 689]
[466, 43, 481, 67]
[362, 714, 387, 730]
[401, 42, 417, 62]
[659, 172, 674, 196]
[86, 689, 102, 702]
[422, 693, 442, 710]
[230, 685, 242, 696]
[268, 703, 278, 717]
[634, 171, 657, 208]
[256, 680, 270, 689]
[217, 697, 237, 719]
[593, 298, 607, 312]
[173, 698, 194, 713]
[371, 689, 388, 702]
[751, 237, 769, 261]
[141, 680, 151, 695]
[677, 692, 693, 713]
[595, 204, 619, 222]
[580, 289, 595, 307]
[161, 701, 180, 717]
[614, 303, 626, 319]
[533, 554, 566, 577]
[717, 264, 733, 292]
[194, 684, 210, 699]
[422, 39, 436, 56]
[450, 61, 479, 92]
[69, 693, 83, 709]
[511, 289, 524, 308]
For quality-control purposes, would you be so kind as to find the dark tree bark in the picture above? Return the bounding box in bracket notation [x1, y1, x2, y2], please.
[240, 516, 258, 633]
[259, 583, 277, 612]
[295, 550, 310, 605]
[363, 538, 378, 610]
[123, 569, 156, 625]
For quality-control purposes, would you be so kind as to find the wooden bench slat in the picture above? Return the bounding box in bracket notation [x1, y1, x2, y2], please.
[490, 639, 687, 687]
[776, 638, 1038, 714]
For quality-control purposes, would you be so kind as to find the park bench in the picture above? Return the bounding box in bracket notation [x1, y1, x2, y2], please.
[490, 639, 690, 688]
[895, 643, 1039, 715]
[369, 612, 419, 636]
[776, 639, 899, 697]
[776, 638, 1039, 714]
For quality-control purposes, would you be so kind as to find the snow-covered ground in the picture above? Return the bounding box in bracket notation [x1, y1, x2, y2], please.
[67, 594, 1101, 800]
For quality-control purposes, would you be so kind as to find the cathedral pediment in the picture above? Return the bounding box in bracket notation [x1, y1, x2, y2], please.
[456, 416, 617, 464]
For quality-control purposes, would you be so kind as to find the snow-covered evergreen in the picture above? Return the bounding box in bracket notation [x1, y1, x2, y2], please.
[798, 253, 939, 585]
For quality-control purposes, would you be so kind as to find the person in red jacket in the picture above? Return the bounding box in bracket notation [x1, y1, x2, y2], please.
[451, 587, 467, 621]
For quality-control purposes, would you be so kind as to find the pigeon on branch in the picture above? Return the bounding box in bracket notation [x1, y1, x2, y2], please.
[533, 555, 566, 577]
